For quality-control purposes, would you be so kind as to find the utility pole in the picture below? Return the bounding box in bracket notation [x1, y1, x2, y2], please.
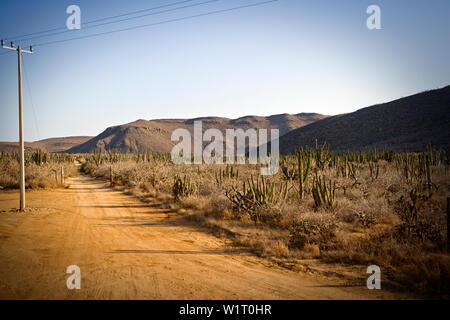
[1, 40, 33, 211]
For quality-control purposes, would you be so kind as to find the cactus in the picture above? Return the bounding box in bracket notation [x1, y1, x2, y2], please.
[395, 153, 416, 182]
[394, 152, 434, 189]
[340, 156, 348, 178]
[297, 147, 311, 199]
[314, 140, 331, 170]
[347, 161, 361, 186]
[106, 150, 121, 163]
[369, 161, 380, 181]
[215, 165, 239, 184]
[226, 175, 288, 222]
[311, 174, 336, 209]
[31, 150, 46, 165]
[172, 175, 195, 201]
[91, 151, 103, 167]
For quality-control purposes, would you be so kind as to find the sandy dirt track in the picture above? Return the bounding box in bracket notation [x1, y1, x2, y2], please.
[0, 175, 410, 299]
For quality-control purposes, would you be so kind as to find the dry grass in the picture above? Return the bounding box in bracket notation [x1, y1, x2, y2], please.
[0, 153, 78, 189]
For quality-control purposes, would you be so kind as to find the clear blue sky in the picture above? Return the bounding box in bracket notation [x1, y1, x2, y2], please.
[0, 0, 449, 142]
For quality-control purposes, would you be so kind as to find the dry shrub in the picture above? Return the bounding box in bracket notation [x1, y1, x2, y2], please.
[288, 214, 337, 250]
[141, 181, 157, 197]
[180, 196, 213, 212]
[262, 240, 291, 258]
[0, 157, 77, 190]
[303, 244, 321, 258]
[394, 186, 446, 249]
[323, 228, 450, 295]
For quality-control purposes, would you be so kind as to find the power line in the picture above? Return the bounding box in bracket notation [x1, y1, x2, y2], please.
[3, 0, 199, 41]
[0, 50, 15, 56]
[31, 0, 280, 48]
[22, 56, 41, 141]
[17, 0, 222, 43]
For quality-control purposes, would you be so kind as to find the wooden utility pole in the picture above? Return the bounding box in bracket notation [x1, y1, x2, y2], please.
[17, 45, 25, 210]
[1, 40, 34, 211]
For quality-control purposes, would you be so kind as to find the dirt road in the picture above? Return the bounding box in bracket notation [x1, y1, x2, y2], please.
[0, 175, 409, 299]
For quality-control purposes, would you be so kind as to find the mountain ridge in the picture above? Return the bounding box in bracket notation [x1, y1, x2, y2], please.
[278, 86, 450, 153]
[0, 136, 93, 153]
[67, 113, 328, 153]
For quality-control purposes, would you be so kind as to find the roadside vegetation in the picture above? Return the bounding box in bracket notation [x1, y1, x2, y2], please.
[0, 151, 77, 189]
[78, 146, 450, 296]
[1, 146, 448, 296]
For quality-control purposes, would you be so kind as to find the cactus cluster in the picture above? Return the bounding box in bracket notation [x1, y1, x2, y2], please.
[105, 150, 123, 163]
[172, 175, 195, 201]
[394, 151, 434, 192]
[91, 152, 104, 167]
[31, 150, 47, 165]
[25, 151, 74, 165]
[215, 165, 239, 184]
[136, 151, 170, 163]
[311, 174, 336, 209]
[135, 152, 151, 163]
[84, 150, 171, 166]
[226, 175, 288, 220]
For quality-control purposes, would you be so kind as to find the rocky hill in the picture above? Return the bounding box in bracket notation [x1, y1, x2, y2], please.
[279, 86, 450, 153]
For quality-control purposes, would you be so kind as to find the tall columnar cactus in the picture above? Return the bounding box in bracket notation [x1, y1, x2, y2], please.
[341, 156, 348, 178]
[215, 165, 239, 184]
[402, 153, 416, 182]
[297, 147, 311, 199]
[311, 174, 336, 209]
[369, 161, 380, 181]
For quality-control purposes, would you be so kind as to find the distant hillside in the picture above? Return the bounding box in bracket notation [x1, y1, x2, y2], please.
[279, 86, 450, 154]
[0, 136, 93, 153]
[67, 113, 327, 154]
[0, 142, 40, 153]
